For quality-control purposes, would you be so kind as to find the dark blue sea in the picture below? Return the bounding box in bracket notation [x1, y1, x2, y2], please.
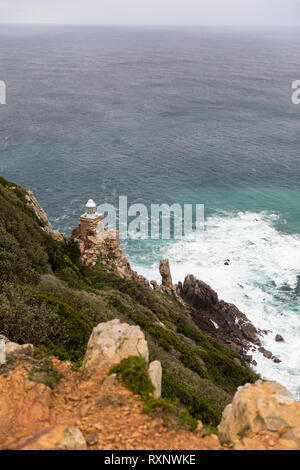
[0, 25, 299, 397]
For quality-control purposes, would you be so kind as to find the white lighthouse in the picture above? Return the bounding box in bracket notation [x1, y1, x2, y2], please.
[85, 199, 97, 217]
[79, 199, 103, 241]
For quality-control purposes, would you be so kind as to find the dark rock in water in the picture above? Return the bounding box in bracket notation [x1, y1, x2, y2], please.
[279, 283, 293, 292]
[241, 322, 260, 344]
[273, 356, 281, 364]
[179, 274, 266, 362]
[275, 334, 285, 342]
[244, 355, 253, 363]
[258, 347, 272, 359]
[224, 259, 230, 266]
[295, 275, 300, 294]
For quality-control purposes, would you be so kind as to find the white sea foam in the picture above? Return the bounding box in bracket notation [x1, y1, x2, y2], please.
[130, 211, 300, 400]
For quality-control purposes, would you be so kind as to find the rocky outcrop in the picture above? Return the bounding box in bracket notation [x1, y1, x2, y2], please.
[71, 215, 150, 288]
[148, 360, 162, 399]
[25, 190, 54, 235]
[180, 275, 218, 309]
[14, 426, 87, 450]
[82, 319, 149, 375]
[159, 259, 173, 288]
[5, 341, 34, 359]
[179, 274, 278, 364]
[218, 380, 300, 450]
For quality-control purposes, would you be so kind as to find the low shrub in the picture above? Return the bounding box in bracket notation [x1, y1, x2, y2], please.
[110, 356, 154, 398]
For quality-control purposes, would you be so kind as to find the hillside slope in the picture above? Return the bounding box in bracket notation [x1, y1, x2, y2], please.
[0, 176, 258, 426]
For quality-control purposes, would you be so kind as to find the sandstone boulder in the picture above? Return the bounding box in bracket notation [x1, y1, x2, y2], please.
[82, 319, 149, 375]
[15, 426, 87, 450]
[148, 360, 162, 399]
[5, 342, 34, 358]
[218, 380, 300, 450]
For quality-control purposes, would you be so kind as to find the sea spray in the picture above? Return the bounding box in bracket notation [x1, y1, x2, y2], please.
[130, 211, 300, 401]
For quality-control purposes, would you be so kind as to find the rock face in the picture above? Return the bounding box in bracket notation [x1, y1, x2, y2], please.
[71, 213, 150, 288]
[179, 274, 278, 363]
[0, 366, 52, 447]
[159, 259, 173, 288]
[15, 426, 87, 450]
[181, 275, 218, 309]
[25, 190, 54, 235]
[218, 380, 300, 450]
[82, 319, 149, 375]
[148, 360, 162, 399]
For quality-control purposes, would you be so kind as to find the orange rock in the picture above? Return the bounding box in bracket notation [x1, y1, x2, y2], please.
[14, 426, 87, 450]
[278, 425, 287, 436]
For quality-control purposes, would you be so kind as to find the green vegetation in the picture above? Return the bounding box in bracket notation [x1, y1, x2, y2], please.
[0, 175, 258, 425]
[110, 355, 198, 431]
[28, 358, 64, 389]
[110, 356, 154, 398]
[142, 396, 198, 431]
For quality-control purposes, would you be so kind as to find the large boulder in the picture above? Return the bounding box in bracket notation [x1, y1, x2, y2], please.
[218, 380, 300, 450]
[5, 342, 34, 359]
[82, 319, 149, 375]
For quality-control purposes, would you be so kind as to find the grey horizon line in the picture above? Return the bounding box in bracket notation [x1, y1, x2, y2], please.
[0, 22, 299, 28]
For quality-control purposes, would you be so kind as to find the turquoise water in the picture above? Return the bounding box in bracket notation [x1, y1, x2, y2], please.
[0, 25, 299, 398]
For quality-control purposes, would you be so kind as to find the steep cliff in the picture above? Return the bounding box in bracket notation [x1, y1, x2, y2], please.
[0, 176, 260, 426]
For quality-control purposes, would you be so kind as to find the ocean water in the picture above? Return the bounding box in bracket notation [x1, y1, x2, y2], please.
[0, 25, 299, 398]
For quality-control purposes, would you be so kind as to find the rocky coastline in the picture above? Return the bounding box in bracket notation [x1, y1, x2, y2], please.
[68, 203, 280, 368]
[0, 178, 298, 451]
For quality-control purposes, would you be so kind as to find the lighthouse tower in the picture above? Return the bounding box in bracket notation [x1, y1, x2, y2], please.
[79, 199, 103, 241]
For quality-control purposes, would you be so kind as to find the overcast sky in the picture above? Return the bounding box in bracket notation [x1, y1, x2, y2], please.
[0, 0, 300, 26]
